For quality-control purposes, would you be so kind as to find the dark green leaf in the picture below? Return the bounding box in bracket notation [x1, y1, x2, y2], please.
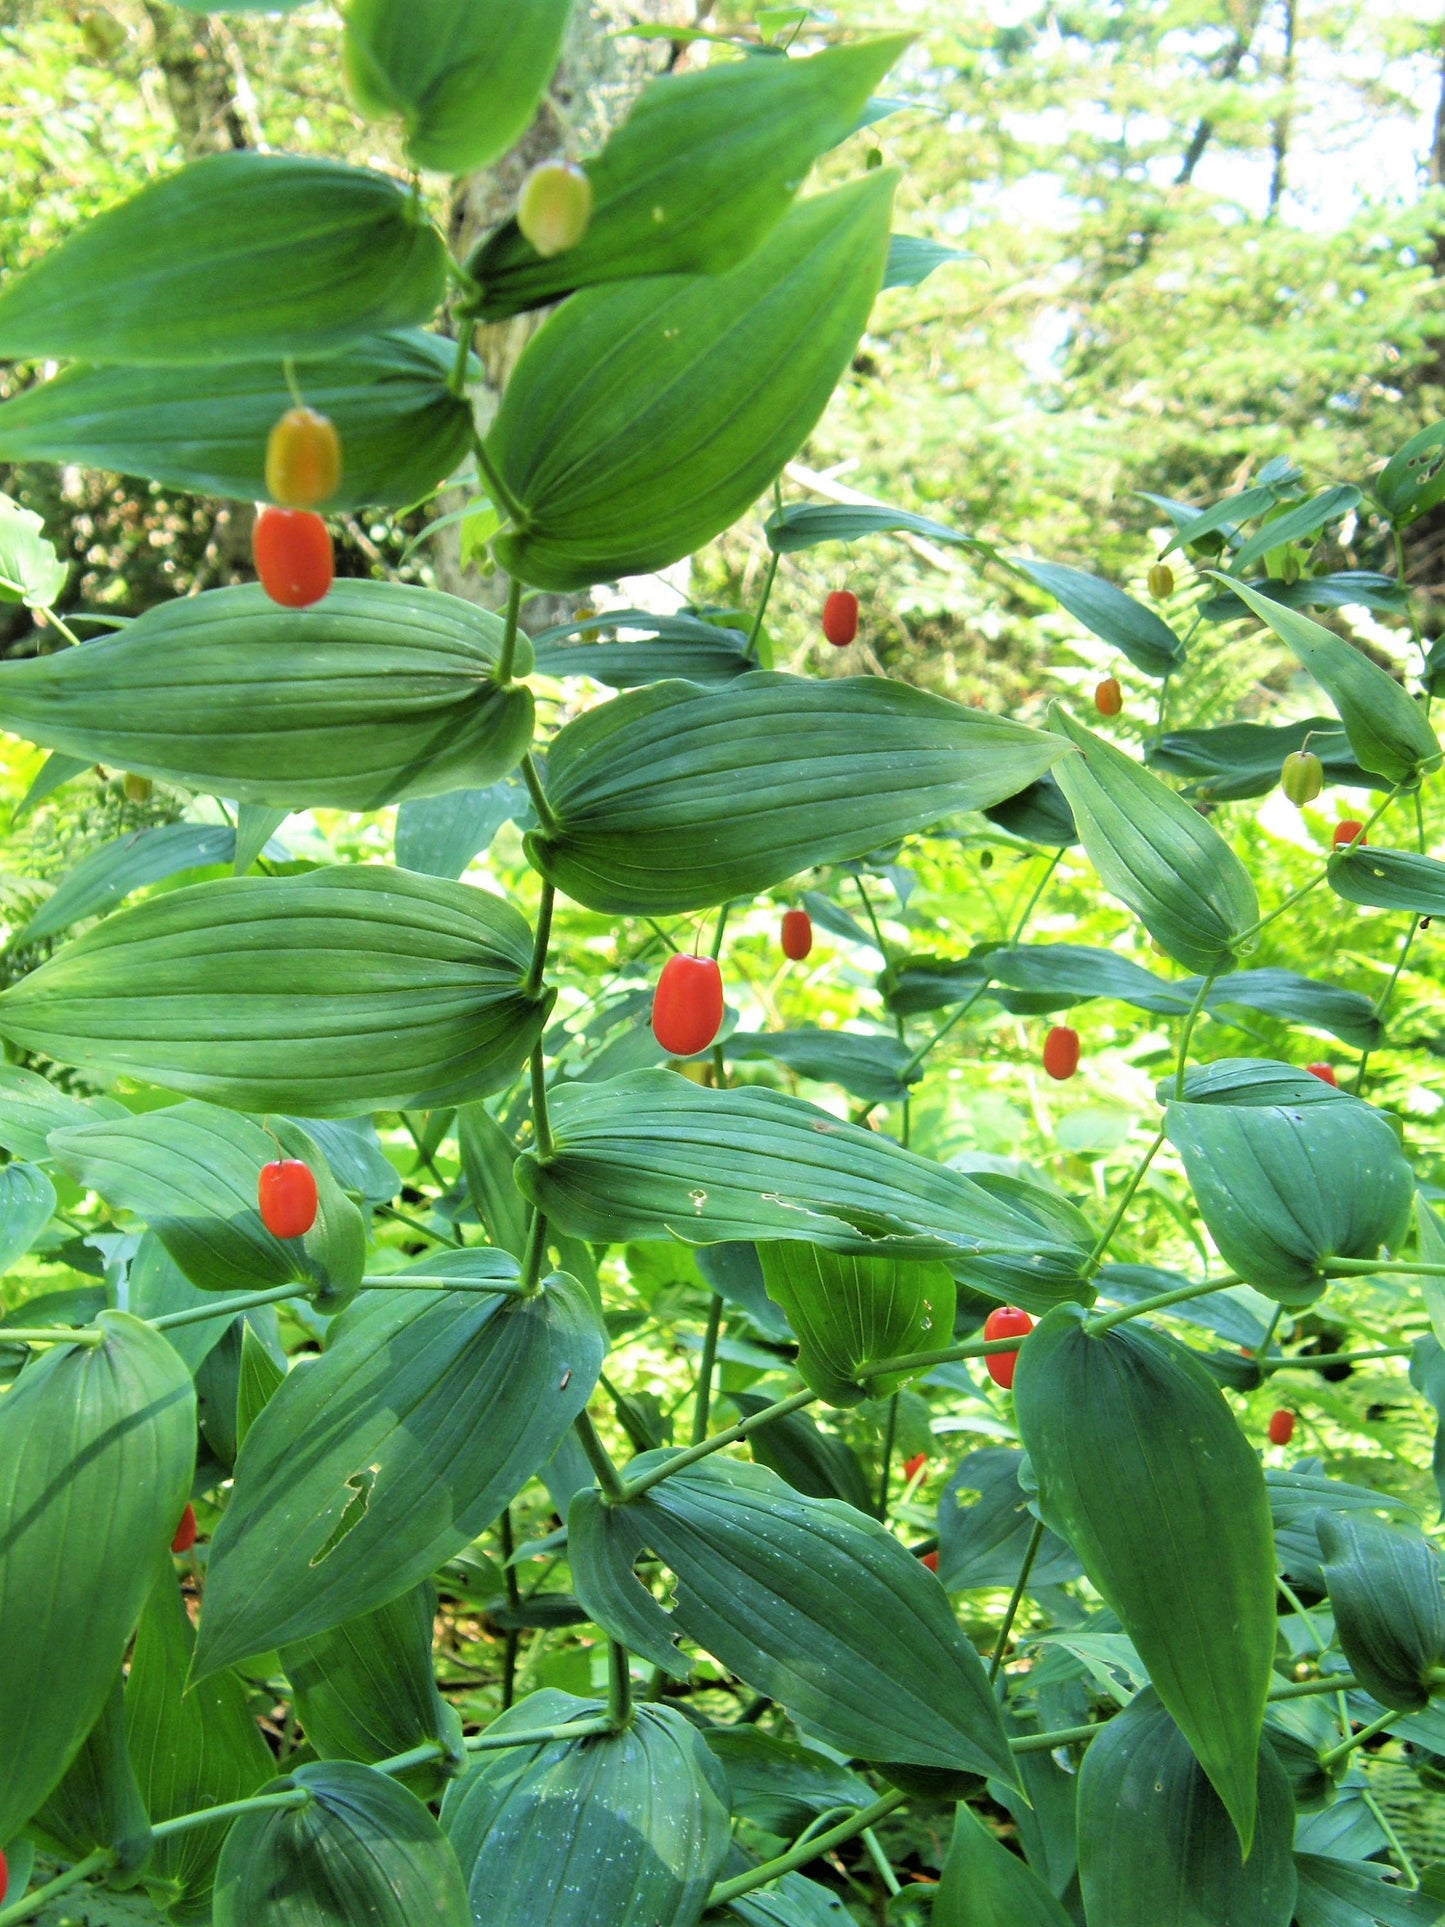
[0, 1160, 54, 1269]
[14, 748, 90, 821]
[1205, 970, 1384, 1052]
[0, 154, 447, 364]
[1166, 1055, 1353, 1106]
[30, 1675, 151, 1882]
[765, 501, 980, 555]
[1160, 484, 1288, 558]
[527, 674, 1066, 913]
[457, 1102, 530, 1260]
[982, 771, 1078, 846]
[1018, 559, 1184, 676]
[235, 1319, 286, 1449]
[126, 1232, 247, 1375]
[5, 866, 548, 1117]
[289, 1115, 400, 1206]
[1294, 1853, 1444, 1926]
[758, 1244, 954, 1405]
[1147, 718, 1375, 802]
[531, 619, 753, 689]
[234, 802, 288, 877]
[1268, 1462, 1414, 1593]
[724, 1027, 920, 1104]
[1229, 486, 1363, 574]
[1014, 1307, 1277, 1848]
[704, 1727, 870, 1834]
[1199, 573, 1407, 625]
[697, 1244, 792, 1343]
[11, 824, 234, 949]
[1375, 420, 1445, 528]
[1096, 1266, 1273, 1348]
[394, 779, 526, 879]
[1317, 1512, 1445, 1713]
[937, 1448, 1082, 1591]
[1331, 844, 1445, 917]
[933, 1801, 1074, 1926]
[729, 1390, 871, 1511]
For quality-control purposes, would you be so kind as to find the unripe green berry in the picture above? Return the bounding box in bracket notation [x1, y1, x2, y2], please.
[517, 161, 593, 259]
[1280, 749, 1323, 806]
[1147, 562, 1174, 599]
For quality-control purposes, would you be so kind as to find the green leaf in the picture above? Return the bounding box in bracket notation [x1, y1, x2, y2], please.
[703, 1726, 871, 1834]
[517, 1071, 1094, 1297]
[11, 823, 235, 949]
[1013, 1306, 1277, 1849]
[0, 581, 533, 811]
[1076, 1691, 1297, 1926]
[1229, 485, 1363, 574]
[983, 772, 1078, 846]
[51, 1105, 364, 1306]
[488, 174, 896, 592]
[213, 1761, 471, 1927]
[1317, 1512, 1445, 1713]
[195, 1257, 604, 1676]
[572, 1456, 1020, 1777]
[3, 866, 548, 1118]
[0, 153, 447, 364]
[0, 1160, 54, 1269]
[234, 803, 288, 877]
[1046, 703, 1260, 974]
[933, 1801, 1074, 1927]
[0, 1069, 119, 1160]
[1416, 1195, 1445, 1356]
[883, 233, 968, 288]
[531, 619, 753, 689]
[126, 1561, 275, 1919]
[14, 748, 90, 821]
[765, 501, 981, 554]
[29, 1675, 152, 1882]
[1159, 483, 1288, 558]
[1268, 1462, 1415, 1594]
[235, 1319, 286, 1449]
[1205, 969, 1384, 1052]
[467, 39, 907, 319]
[724, 1027, 921, 1104]
[937, 1448, 1082, 1591]
[281, 1583, 466, 1799]
[1199, 571, 1409, 624]
[1222, 578, 1440, 785]
[441, 1693, 731, 1925]
[1293, 1853, 1443, 1926]
[1017, 560, 1185, 677]
[757, 1244, 954, 1404]
[1166, 1055, 1350, 1107]
[0, 1312, 195, 1843]
[394, 779, 525, 879]
[1375, 420, 1445, 528]
[456, 1103, 530, 1260]
[1164, 1095, 1413, 1306]
[345, 0, 572, 176]
[0, 332, 472, 510]
[0, 493, 67, 609]
[1330, 844, 1445, 916]
[728, 1390, 872, 1511]
[1147, 717, 1374, 802]
[125, 1232, 245, 1375]
[527, 674, 1065, 913]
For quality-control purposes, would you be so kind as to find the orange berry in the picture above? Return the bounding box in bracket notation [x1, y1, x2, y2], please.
[1042, 1025, 1081, 1081]
[171, 1502, 198, 1554]
[822, 590, 859, 647]
[1333, 820, 1366, 850]
[1094, 677, 1123, 717]
[781, 909, 813, 961]
[1268, 1409, 1295, 1446]
[265, 406, 341, 508]
[253, 507, 333, 608]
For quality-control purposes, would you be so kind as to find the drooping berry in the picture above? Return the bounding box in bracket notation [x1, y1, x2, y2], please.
[1306, 1062, 1337, 1087]
[1147, 562, 1175, 600]
[1333, 820, 1367, 850]
[253, 507, 334, 609]
[258, 1159, 319, 1238]
[822, 590, 859, 648]
[983, 1305, 1034, 1389]
[1280, 750, 1323, 806]
[903, 1452, 927, 1481]
[781, 908, 813, 961]
[517, 160, 593, 257]
[921, 1549, 940, 1572]
[1042, 1025, 1081, 1081]
[1268, 1409, 1295, 1446]
[1094, 677, 1123, 717]
[265, 406, 342, 509]
[652, 953, 724, 1058]
[171, 1502, 198, 1554]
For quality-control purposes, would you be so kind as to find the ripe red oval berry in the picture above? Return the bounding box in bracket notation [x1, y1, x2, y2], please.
[171, 1502, 198, 1554]
[1333, 820, 1366, 850]
[1042, 1025, 1081, 1081]
[518, 160, 593, 257]
[781, 908, 813, 961]
[983, 1305, 1034, 1389]
[253, 506, 333, 609]
[1268, 1408, 1295, 1446]
[1094, 677, 1123, 717]
[1280, 750, 1323, 806]
[903, 1452, 927, 1481]
[258, 1159, 319, 1239]
[1306, 1062, 1337, 1086]
[921, 1549, 940, 1572]
[0, 1845, 8, 1907]
[652, 953, 724, 1058]
[1147, 562, 1175, 600]
[822, 590, 859, 647]
[265, 406, 342, 508]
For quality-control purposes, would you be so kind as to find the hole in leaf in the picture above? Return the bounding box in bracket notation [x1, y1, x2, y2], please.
[309, 1463, 378, 1566]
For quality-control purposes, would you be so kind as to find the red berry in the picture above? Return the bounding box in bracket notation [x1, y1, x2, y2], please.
[171, 1502, 198, 1554]
[652, 953, 724, 1058]
[822, 590, 859, 647]
[258, 1159, 319, 1238]
[1306, 1062, 1337, 1086]
[1333, 820, 1366, 850]
[1268, 1409, 1295, 1446]
[253, 506, 333, 608]
[1042, 1025, 1081, 1081]
[1094, 677, 1123, 717]
[781, 908, 813, 961]
[903, 1452, 927, 1481]
[265, 406, 342, 508]
[983, 1305, 1034, 1389]
[921, 1549, 940, 1572]
[0, 1846, 7, 1907]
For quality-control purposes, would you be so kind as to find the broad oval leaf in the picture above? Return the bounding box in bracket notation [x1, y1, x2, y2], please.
[0, 153, 447, 364]
[12, 823, 235, 949]
[213, 1760, 470, 1927]
[531, 618, 753, 689]
[1147, 716, 1374, 802]
[983, 771, 1078, 846]
[488, 173, 895, 592]
[346, 0, 572, 176]
[765, 500, 980, 555]
[1076, 1691, 1297, 1927]
[1164, 1095, 1413, 1306]
[516, 1070, 1094, 1300]
[0, 1160, 55, 1270]
[526, 674, 1065, 913]
[937, 1448, 1082, 1592]
[1047, 703, 1259, 973]
[0, 581, 533, 811]
[194, 1257, 604, 1676]
[441, 1692, 731, 1926]
[1330, 844, 1445, 917]
[0, 1064, 123, 1162]
[570, 1457, 1020, 1780]
[724, 1027, 921, 1105]
[1223, 577, 1441, 784]
[1017, 559, 1185, 677]
[30, 1676, 152, 1883]
[1316, 1512, 1445, 1713]
[933, 1801, 1074, 1927]
[704, 1726, 871, 1835]
[757, 1243, 955, 1405]
[0, 492, 67, 608]
[0, 331, 472, 510]
[730, 1390, 871, 1511]
[1013, 1305, 1277, 1850]
[469, 39, 906, 319]
[0, 1312, 194, 1843]
[394, 778, 525, 880]
[1200, 571, 1408, 625]
[1, 866, 548, 1117]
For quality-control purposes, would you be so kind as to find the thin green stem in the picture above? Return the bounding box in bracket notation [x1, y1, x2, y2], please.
[1082, 1128, 1167, 1276]
[1265, 1672, 1359, 1701]
[151, 1283, 304, 1331]
[0, 1325, 105, 1347]
[990, 1517, 1046, 1683]
[710, 901, 732, 960]
[472, 431, 526, 526]
[448, 325, 472, 398]
[860, 1828, 902, 1897]
[1174, 970, 1216, 1098]
[1008, 1722, 1102, 1755]
[529, 1047, 554, 1161]
[1354, 914, 1418, 1095]
[1086, 1275, 1238, 1336]
[361, 1275, 529, 1295]
[372, 1741, 447, 1778]
[521, 752, 558, 835]
[744, 550, 781, 663]
[497, 576, 524, 684]
[854, 875, 891, 963]
[876, 1391, 899, 1520]
[1362, 1788, 1421, 1888]
[854, 1334, 1040, 1379]
[1318, 1706, 1397, 1770]
[608, 1639, 633, 1731]
[574, 1408, 629, 1502]
[0, 1849, 115, 1927]
[621, 1388, 818, 1499]
[518, 1209, 549, 1295]
[151, 1788, 309, 1841]
[1262, 1348, 1409, 1372]
[376, 1199, 463, 1247]
[1253, 1302, 1286, 1360]
[465, 1715, 612, 1752]
[401, 1113, 450, 1193]
[692, 1293, 724, 1445]
[707, 1791, 909, 1906]
[526, 882, 555, 999]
